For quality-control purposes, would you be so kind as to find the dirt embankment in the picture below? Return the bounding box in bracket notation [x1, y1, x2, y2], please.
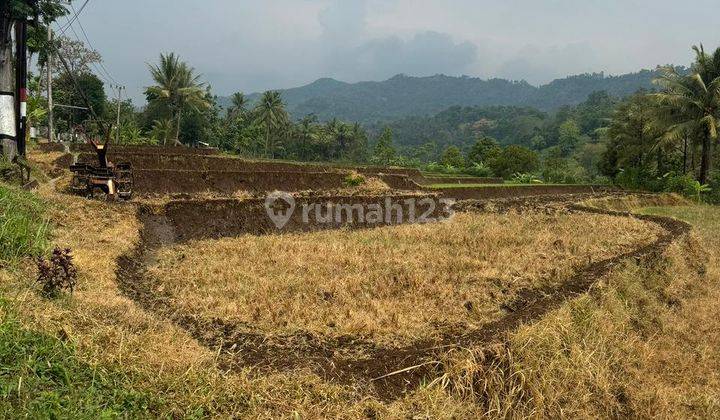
[76, 152, 422, 177]
[72, 151, 425, 193]
[132, 169, 351, 195]
[144, 194, 449, 242]
[131, 169, 421, 195]
[437, 184, 618, 200]
[419, 176, 504, 185]
[114, 192, 693, 401]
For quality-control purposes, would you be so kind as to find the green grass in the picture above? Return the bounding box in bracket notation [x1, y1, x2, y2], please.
[0, 184, 51, 264]
[427, 183, 588, 189]
[0, 300, 159, 418]
[640, 205, 720, 247]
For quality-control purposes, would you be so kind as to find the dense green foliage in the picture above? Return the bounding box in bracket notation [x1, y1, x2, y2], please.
[0, 184, 50, 264]
[355, 91, 615, 182]
[219, 71, 661, 123]
[145, 53, 210, 145]
[2, 1, 67, 51]
[599, 46, 720, 202]
[53, 72, 107, 134]
[378, 91, 616, 153]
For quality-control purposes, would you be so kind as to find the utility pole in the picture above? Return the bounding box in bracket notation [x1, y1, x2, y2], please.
[114, 85, 124, 144]
[15, 16, 28, 158]
[0, 22, 16, 161]
[47, 26, 54, 142]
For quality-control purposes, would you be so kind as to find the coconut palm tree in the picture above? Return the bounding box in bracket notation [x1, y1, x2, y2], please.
[146, 53, 209, 146]
[227, 92, 247, 119]
[253, 91, 288, 158]
[294, 115, 320, 160]
[150, 118, 174, 146]
[654, 56, 720, 184]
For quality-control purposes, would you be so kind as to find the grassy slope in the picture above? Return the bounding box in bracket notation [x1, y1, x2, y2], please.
[0, 183, 158, 418]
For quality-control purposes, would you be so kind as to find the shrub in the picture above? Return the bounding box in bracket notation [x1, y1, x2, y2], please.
[36, 248, 77, 298]
[663, 173, 710, 202]
[542, 156, 589, 184]
[510, 173, 544, 184]
[591, 176, 613, 185]
[489, 145, 540, 178]
[440, 146, 465, 168]
[614, 167, 664, 191]
[343, 172, 365, 187]
[463, 162, 494, 177]
[423, 162, 462, 175]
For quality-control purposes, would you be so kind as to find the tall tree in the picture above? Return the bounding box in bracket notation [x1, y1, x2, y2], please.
[441, 145, 465, 167]
[346, 122, 369, 162]
[489, 145, 540, 178]
[227, 92, 247, 119]
[467, 136, 501, 165]
[293, 115, 321, 160]
[253, 90, 288, 158]
[146, 53, 209, 146]
[372, 127, 397, 166]
[557, 119, 583, 156]
[53, 71, 106, 135]
[51, 36, 101, 76]
[654, 46, 720, 184]
[599, 92, 685, 185]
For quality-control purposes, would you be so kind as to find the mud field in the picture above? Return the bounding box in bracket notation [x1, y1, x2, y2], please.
[113, 190, 691, 401]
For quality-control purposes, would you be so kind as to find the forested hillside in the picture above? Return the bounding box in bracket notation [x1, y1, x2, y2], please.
[368, 91, 618, 161]
[220, 69, 663, 123]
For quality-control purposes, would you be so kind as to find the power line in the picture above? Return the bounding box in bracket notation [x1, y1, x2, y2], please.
[53, 44, 110, 140]
[63, 20, 113, 86]
[69, 2, 120, 87]
[55, 5, 126, 105]
[57, 0, 91, 34]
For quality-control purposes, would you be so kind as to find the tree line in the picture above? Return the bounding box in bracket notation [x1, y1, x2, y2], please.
[599, 46, 720, 202]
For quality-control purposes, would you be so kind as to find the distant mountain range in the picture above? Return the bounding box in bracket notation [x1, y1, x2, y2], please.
[218, 69, 666, 123]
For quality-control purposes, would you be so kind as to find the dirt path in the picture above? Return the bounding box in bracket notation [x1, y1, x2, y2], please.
[114, 192, 691, 401]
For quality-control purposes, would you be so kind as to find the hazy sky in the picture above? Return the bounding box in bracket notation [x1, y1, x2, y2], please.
[65, 0, 720, 103]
